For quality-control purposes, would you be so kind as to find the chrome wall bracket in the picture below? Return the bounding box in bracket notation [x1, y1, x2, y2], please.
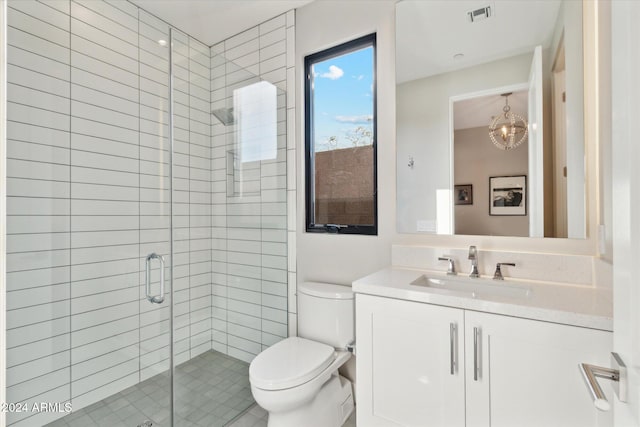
[579, 352, 627, 411]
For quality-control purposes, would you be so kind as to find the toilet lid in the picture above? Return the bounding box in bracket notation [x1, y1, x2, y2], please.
[249, 337, 335, 391]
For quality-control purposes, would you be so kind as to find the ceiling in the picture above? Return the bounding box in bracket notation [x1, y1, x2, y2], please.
[129, 0, 538, 129]
[130, 0, 313, 46]
[396, 0, 562, 84]
[454, 90, 528, 131]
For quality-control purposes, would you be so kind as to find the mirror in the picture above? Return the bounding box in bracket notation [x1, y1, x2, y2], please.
[396, 0, 585, 238]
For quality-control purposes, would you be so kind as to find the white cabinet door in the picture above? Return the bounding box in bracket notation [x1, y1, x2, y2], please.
[465, 311, 613, 427]
[356, 294, 465, 427]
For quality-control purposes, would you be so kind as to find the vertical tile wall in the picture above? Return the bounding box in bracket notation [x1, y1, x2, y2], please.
[69, 0, 141, 412]
[4, 1, 213, 425]
[210, 13, 294, 363]
[187, 32, 213, 361]
[210, 39, 228, 358]
[6, 1, 72, 425]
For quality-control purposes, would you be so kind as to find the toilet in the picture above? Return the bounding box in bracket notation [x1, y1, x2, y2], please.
[249, 282, 355, 427]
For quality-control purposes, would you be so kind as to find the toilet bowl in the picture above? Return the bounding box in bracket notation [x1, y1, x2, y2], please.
[249, 282, 355, 427]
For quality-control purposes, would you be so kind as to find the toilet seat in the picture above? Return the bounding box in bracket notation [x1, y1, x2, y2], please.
[250, 337, 335, 391]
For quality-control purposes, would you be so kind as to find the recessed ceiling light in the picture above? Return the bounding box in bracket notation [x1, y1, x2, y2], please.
[453, 53, 465, 60]
[158, 39, 168, 47]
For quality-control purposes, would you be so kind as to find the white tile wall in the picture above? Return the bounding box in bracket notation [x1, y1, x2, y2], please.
[189, 33, 213, 360]
[66, 0, 141, 414]
[209, 12, 293, 362]
[4, 0, 218, 425]
[7, 1, 293, 424]
[6, 1, 71, 424]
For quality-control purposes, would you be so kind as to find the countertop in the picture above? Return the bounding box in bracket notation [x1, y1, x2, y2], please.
[352, 267, 613, 331]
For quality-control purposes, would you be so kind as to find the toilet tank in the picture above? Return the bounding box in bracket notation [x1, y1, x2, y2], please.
[297, 282, 354, 349]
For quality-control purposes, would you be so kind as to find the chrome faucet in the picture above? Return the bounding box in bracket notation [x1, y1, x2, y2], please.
[438, 256, 457, 275]
[468, 246, 479, 278]
[493, 262, 516, 280]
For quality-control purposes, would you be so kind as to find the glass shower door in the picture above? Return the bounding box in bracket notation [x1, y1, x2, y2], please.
[135, 9, 175, 427]
[4, 1, 175, 425]
[5, 1, 288, 425]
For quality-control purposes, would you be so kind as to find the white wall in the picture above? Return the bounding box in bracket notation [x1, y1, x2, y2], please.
[294, 0, 603, 279]
[295, 0, 396, 288]
[396, 53, 532, 234]
[454, 127, 529, 237]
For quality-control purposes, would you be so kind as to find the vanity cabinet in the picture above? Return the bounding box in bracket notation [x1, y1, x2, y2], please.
[464, 310, 613, 427]
[356, 294, 465, 427]
[356, 294, 613, 427]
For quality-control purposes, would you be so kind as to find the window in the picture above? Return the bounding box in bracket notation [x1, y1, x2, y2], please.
[305, 34, 377, 235]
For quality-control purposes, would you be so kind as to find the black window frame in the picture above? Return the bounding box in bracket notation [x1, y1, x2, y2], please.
[304, 33, 378, 235]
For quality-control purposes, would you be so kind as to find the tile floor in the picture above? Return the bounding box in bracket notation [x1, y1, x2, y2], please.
[45, 350, 254, 427]
[44, 350, 357, 427]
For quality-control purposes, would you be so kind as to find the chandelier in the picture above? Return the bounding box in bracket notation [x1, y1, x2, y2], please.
[488, 93, 528, 150]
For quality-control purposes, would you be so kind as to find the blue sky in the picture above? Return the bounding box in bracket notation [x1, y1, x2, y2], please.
[312, 46, 374, 151]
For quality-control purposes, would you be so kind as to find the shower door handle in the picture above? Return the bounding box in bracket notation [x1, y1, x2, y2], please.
[145, 253, 165, 304]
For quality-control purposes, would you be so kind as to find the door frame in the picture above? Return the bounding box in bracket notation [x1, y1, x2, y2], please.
[551, 39, 568, 238]
[611, 0, 640, 425]
[527, 45, 544, 238]
[448, 82, 529, 234]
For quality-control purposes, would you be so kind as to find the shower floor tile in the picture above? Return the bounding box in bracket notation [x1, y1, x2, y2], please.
[45, 350, 254, 427]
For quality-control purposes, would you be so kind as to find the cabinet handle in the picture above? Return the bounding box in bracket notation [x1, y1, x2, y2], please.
[450, 323, 458, 375]
[473, 327, 481, 381]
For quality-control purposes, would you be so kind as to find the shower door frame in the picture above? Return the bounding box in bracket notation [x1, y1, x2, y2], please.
[167, 27, 176, 427]
[0, 0, 8, 425]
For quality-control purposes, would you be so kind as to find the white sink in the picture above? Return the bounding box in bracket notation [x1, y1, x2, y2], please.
[410, 274, 532, 299]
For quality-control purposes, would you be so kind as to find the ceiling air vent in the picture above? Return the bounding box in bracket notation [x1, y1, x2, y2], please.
[467, 6, 492, 22]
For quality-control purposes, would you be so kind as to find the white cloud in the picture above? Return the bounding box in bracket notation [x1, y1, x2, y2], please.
[319, 65, 344, 80]
[335, 115, 373, 124]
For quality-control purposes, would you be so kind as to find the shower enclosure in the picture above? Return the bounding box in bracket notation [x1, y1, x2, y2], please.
[4, 1, 288, 426]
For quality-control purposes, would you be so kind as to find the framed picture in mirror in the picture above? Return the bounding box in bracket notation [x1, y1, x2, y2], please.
[490, 175, 526, 216]
[455, 184, 473, 205]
